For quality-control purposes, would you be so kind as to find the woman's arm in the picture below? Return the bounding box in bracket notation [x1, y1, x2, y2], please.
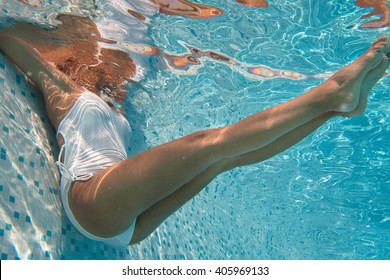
[0, 29, 80, 94]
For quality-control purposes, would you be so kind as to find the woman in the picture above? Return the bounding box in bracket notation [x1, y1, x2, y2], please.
[0, 22, 388, 246]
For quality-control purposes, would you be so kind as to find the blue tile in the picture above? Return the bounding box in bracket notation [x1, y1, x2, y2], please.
[39, 189, 43, 195]
[9, 113, 15, 120]
[21, 91, 26, 96]
[6, 224, 12, 230]
[17, 173, 23, 180]
[34, 181, 39, 187]
[0, 154, 5, 160]
[14, 211, 20, 219]
[1, 253, 8, 260]
[0, 229, 4, 236]
[16, 74, 21, 84]
[2, 126, 8, 133]
[18, 156, 24, 163]
[30, 161, 35, 168]
[49, 188, 58, 195]
[25, 216, 31, 223]
[9, 196, 15, 203]
[36, 148, 41, 154]
[31, 92, 36, 98]
[25, 129, 31, 134]
[0, 185, 3, 192]
[47, 230, 52, 237]
[0, 62, 4, 69]
[11, 89, 15, 95]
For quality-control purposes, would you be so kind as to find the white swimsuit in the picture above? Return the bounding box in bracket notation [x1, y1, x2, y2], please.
[56, 90, 136, 247]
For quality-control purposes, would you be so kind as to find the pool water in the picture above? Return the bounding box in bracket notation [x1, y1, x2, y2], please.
[0, 0, 389, 259]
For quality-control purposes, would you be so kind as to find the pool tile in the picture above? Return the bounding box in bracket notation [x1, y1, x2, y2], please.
[15, 74, 21, 84]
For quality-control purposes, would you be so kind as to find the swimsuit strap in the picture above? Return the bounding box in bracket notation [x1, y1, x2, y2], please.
[56, 146, 93, 182]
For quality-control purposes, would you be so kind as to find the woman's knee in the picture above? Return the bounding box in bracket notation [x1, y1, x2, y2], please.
[184, 128, 227, 161]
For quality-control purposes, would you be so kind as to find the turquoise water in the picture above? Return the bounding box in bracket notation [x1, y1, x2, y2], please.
[0, 0, 389, 259]
[128, 0, 390, 259]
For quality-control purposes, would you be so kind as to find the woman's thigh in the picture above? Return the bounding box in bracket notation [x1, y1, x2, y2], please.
[66, 129, 222, 238]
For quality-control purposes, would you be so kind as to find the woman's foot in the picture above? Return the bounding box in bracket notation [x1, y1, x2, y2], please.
[324, 35, 389, 113]
[344, 54, 389, 117]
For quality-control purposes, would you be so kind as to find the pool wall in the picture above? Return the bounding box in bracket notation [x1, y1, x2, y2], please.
[0, 52, 132, 260]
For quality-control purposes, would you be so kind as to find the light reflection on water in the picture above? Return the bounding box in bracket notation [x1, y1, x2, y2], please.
[0, 0, 389, 259]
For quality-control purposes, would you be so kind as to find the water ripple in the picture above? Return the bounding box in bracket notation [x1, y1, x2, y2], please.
[1, 0, 389, 260]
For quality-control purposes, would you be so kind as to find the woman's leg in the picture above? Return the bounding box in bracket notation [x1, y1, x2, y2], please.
[69, 36, 389, 239]
[130, 54, 389, 244]
[129, 113, 334, 243]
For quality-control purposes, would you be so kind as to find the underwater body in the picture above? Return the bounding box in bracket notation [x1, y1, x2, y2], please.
[0, 0, 389, 259]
